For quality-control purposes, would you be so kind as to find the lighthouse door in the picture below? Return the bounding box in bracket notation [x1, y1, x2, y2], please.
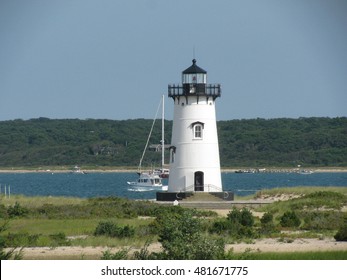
[194, 171, 204, 191]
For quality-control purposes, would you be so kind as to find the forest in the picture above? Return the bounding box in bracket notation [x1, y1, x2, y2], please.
[0, 117, 346, 168]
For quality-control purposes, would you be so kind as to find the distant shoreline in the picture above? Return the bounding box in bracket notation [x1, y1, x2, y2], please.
[0, 167, 347, 173]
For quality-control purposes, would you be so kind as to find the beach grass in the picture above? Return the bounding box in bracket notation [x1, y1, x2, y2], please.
[2, 217, 155, 248]
[256, 188, 347, 214]
[20, 250, 347, 260]
[69, 235, 149, 248]
[4, 218, 97, 236]
[1, 188, 347, 259]
[230, 250, 347, 260]
[3, 217, 153, 236]
[0, 195, 85, 208]
[254, 186, 347, 197]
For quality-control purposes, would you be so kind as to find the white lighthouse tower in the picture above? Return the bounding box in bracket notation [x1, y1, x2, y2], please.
[167, 59, 222, 193]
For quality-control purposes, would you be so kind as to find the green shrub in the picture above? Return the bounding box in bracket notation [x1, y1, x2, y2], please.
[94, 221, 119, 236]
[0, 205, 7, 219]
[259, 212, 278, 235]
[260, 212, 273, 224]
[209, 219, 231, 235]
[0, 221, 23, 260]
[49, 232, 71, 246]
[133, 240, 153, 260]
[101, 249, 129, 260]
[227, 207, 254, 227]
[302, 211, 345, 230]
[4, 233, 41, 247]
[280, 211, 301, 228]
[210, 207, 256, 239]
[156, 209, 225, 260]
[94, 221, 135, 238]
[4, 196, 214, 220]
[7, 202, 28, 218]
[190, 236, 225, 260]
[334, 222, 347, 241]
[118, 225, 135, 238]
[2, 231, 71, 248]
[150, 206, 197, 234]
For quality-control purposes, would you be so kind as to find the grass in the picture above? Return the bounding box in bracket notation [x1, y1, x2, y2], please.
[234, 186, 347, 202]
[231, 250, 347, 260]
[3, 217, 153, 236]
[2, 217, 155, 248]
[234, 194, 256, 201]
[4, 218, 98, 236]
[254, 186, 347, 197]
[257, 191, 347, 214]
[1, 189, 347, 259]
[0, 195, 85, 208]
[70, 235, 148, 248]
[22, 250, 347, 260]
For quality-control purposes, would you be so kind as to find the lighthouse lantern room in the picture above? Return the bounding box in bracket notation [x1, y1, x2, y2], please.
[166, 59, 223, 194]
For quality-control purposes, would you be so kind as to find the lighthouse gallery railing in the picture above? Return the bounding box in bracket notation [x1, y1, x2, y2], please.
[168, 84, 221, 98]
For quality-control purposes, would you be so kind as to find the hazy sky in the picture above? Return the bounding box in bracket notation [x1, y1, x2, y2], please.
[1, 0, 346, 121]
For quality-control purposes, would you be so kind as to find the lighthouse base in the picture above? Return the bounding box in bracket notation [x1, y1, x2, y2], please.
[156, 191, 234, 202]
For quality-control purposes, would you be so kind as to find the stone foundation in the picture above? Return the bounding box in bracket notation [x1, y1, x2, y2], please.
[156, 191, 234, 201]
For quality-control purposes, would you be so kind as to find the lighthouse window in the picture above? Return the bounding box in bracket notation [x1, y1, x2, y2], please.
[183, 73, 206, 84]
[194, 124, 203, 139]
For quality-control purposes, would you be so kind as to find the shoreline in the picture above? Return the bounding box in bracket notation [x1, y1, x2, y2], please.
[0, 167, 347, 173]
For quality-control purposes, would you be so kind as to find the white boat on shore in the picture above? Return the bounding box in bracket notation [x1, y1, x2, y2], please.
[298, 169, 314, 175]
[72, 166, 86, 174]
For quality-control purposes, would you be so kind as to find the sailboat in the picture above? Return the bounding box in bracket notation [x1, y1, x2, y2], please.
[127, 95, 168, 191]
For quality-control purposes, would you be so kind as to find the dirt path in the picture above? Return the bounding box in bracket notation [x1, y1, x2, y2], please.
[226, 238, 347, 253]
[12, 238, 347, 259]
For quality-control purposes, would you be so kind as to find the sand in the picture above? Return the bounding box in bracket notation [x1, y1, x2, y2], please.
[10, 238, 346, 259]
[226, 238, 347, 253]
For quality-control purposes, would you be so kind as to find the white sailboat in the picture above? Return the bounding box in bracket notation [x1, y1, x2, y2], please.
[127, 95, 168, 191]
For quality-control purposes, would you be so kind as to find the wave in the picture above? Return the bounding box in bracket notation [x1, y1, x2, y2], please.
[127, 187, 156, 192]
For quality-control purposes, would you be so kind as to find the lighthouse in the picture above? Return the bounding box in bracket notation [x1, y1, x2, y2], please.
[167, 59, 222, 194]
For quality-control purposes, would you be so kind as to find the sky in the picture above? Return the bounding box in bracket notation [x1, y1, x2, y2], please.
[1, 0, 346, 121]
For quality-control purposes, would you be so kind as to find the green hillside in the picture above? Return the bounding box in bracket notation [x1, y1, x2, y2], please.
[0, 117, 346, 168]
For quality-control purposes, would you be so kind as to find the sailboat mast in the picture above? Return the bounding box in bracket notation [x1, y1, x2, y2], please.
[138, 97, 162, 172]
[161, 94, 165, 168]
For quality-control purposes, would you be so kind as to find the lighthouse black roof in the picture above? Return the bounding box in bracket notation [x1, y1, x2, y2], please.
[182, 59, 207, 74]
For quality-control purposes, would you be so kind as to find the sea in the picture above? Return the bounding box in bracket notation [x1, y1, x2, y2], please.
[0, 172, 346, 200]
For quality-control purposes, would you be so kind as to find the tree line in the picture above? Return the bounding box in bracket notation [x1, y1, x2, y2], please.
[0, 117, 346, 168]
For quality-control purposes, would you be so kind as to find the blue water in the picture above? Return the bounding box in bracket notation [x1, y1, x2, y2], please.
[0, 172, 346, 200]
